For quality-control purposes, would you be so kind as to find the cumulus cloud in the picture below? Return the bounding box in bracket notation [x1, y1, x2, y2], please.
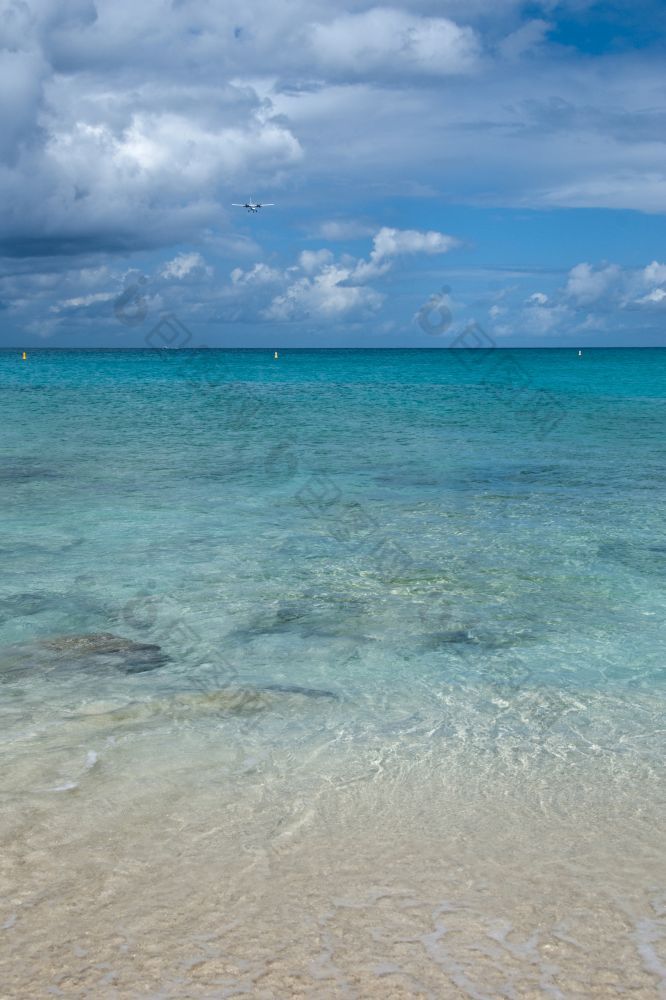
[309, 8, 480, 78]
[565, 262, 622, 306]
[3, 0, 666, 271]
[0, 1, 307, 257]
[486, 256, 666, 341]
[633, 263, 666, 308]
[1, 98, 302, 255]
[265, 266, 384, 321]
[69, 224, 427, 336]
[161, 252, 212, 280]
[568, 259, 666, 313]
[636, 287, 666, 305]
[9, 252, 215, 337]
[354, 226, 459, 280]
[228, 225, 459, 322]
[522, 300, 568, 335]
[299, 249, 335, 274]
[643, 261, 666, 285]
[373, 226, 459, 257]
[230, 262, 283, 287]
[561, 259, 666, 314]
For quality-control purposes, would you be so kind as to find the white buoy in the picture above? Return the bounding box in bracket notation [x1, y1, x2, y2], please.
[578, 350, 582, 356]
[274, 351, 279, 359]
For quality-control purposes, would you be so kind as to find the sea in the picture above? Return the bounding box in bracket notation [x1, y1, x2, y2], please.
[1, 347, 665, 998]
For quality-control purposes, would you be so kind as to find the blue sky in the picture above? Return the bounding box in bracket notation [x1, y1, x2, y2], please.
[2, 0, 666, 347]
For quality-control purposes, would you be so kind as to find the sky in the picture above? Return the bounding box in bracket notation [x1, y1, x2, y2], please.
[2, 0, 666, 347]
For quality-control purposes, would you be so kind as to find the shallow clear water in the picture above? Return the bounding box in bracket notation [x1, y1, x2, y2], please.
[1, 348, 665, 997]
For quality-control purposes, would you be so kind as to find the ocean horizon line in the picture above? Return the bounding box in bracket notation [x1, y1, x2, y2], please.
[2, 344, 665, 352]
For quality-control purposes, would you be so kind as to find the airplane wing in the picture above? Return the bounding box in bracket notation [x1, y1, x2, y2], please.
[231, 204, 245, 207]
[260, 203, 275, 207]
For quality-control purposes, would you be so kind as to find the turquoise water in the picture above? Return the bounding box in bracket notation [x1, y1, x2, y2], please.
[1, 348, 665, 997]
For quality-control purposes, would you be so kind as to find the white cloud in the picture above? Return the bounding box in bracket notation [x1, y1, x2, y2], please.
[265, 265, 384, 320]
[561, 258, 666, 314]
[354, 226, 459, 280]
[299, 249, 334, 273]
[632, 260, 666, 307]
[309, 8, 480, 78]
[118, 113, 303, 181]
[373, 226, 459, 257]
[643, 261, 666, 285]
[488, 256, 666, 341]
[523, 301, 568, 335]
[228, 225, 458, 323]
[0, 2, 307, 256]
[230, 263, 283, 286]
[565, 262, 621, 306]
[636, 287, 666, 306]
[161, 252, 212, 280]
[231, 249, 384, 323]
[4, 0, 666, 269]
[50, 291, 116, 313]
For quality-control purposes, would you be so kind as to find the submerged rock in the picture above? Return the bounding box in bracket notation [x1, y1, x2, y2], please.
[235, 595, 368, 643]
[71, 683, 339, 730]
[420, 626, 537, 653]
[261, 682, 338, 700]
[42, 632, 146, 653]
[421, 628, 475, 648]
[37, 632, 170, 673]
[78, 688, 272, 724]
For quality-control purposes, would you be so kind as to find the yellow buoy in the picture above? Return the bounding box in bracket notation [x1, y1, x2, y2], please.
[22, 351, 27, 360]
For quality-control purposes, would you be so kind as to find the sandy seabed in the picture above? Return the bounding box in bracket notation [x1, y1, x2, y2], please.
[1, 707, 665, 999]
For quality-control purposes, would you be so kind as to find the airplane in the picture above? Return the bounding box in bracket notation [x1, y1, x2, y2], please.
[232, 199, 274, 213]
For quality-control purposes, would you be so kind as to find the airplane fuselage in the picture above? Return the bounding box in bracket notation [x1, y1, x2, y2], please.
[232, 200, 273, 213]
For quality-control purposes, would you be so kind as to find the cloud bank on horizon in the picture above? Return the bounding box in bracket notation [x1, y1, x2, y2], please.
[2, 0, 666, 346]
